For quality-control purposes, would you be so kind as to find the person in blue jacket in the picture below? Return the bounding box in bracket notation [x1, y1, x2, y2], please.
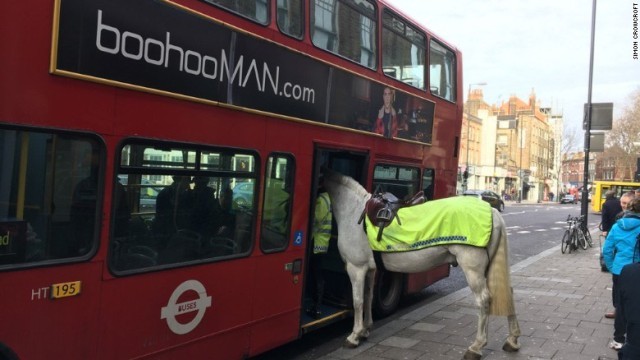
[603, 197, 640, 351]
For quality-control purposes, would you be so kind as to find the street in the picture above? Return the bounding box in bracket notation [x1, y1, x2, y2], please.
[255, 201, 602, 360]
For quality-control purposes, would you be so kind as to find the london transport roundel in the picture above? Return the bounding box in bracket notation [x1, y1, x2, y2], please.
[160, 280, 212, 335]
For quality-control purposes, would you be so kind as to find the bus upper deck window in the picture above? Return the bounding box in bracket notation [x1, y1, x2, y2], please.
[429, 40, 457, 102]
[382, 10, 426, 90]
[311, 0, 377, 69]
[202, 0, 269, 25]
[277, 0, 303, 38]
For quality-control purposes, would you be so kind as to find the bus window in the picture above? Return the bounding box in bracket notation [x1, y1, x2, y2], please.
[429, 40, 457, 102]
[0, 127, 102, 269]
[261, 154, 295, 252]
[382, 10, 426, 90]
[423, 168, 435, 200]
[311, 0, 377, 69]
[202, 0, 269, 25]
[277, 0, 303, 38]
[112, 142, 257, 272]
[372, 164, 420, 200]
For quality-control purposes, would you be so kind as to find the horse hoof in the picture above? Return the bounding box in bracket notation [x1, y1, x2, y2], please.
[502, 339, 520, 352]
[343, 340, 359, 349]
[344, 335, 360, 349]
[462, 350, 482, 360]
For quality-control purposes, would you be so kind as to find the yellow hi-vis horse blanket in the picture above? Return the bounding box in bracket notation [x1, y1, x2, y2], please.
[365, 196, 492, 252]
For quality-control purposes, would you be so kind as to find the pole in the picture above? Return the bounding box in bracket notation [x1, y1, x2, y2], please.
[518, 118, 523, 203]
[582, 0, 597, 224]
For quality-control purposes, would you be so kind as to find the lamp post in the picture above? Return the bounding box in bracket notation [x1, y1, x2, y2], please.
[463, 82, 487, 192]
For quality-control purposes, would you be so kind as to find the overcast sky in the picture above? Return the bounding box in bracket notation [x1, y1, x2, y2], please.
[386, 0, 640, 137]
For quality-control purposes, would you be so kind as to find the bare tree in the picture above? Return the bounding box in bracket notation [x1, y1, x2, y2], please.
[562, 122, 580, 154]
[604, 88, 640, 180]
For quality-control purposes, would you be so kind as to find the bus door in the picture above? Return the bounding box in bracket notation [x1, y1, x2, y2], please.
[301, 147, 369, 332]
[249, 153, 303, 356]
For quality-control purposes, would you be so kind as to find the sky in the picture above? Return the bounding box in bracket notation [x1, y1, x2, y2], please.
[386, 0, 640, 137]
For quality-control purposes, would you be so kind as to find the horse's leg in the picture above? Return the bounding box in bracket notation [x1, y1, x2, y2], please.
[502, 314, 521, 352]
[361, 268, 376, 339]
[454, 250, 490, 360]
[344, 262, 367, 348]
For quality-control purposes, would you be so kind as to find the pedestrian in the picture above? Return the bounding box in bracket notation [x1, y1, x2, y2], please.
[617, 253, 640, 359]
[604, 191, 636, 319]
[603, 197, 640, 351]
[621, 192, 636, 214]
[602, 190, 623, 237]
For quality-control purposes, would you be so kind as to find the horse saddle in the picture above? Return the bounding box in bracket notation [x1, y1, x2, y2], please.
[358, 191, 425, 241]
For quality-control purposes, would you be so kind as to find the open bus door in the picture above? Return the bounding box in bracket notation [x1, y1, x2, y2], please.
[301, 147, 369, 332]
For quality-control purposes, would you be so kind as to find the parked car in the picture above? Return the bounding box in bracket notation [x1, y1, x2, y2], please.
[462, 190, 505, 212]
[232, 181, 255, 209]
[560, 194, 577, 204]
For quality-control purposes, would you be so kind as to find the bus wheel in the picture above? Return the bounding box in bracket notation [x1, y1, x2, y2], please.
[373, 269, 403, 317]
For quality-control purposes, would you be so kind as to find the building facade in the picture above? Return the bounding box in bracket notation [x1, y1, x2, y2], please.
[459, 89, 561, 202]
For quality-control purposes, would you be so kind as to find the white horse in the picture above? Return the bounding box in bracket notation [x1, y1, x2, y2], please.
[322, 169, 520, 360]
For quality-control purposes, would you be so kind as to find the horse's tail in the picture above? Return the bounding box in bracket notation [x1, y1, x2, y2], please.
[486, 212, 515, 316]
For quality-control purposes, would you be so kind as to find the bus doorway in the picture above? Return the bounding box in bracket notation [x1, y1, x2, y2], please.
[302, 147, 369, 332]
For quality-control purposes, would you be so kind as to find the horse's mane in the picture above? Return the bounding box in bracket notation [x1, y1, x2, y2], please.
[324, 169, 370, 198]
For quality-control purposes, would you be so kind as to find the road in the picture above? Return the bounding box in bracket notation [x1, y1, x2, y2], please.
[254, 201, 601, 360]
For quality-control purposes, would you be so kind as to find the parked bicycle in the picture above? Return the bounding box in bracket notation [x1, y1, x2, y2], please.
[561, 215, 589, 253]
[576, 215, 594, 248]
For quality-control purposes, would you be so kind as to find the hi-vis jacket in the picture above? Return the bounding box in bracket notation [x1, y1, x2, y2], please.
[312, 192, 332, 254]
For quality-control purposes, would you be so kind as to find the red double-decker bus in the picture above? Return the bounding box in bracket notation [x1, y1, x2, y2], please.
[0, 0, 463, 358]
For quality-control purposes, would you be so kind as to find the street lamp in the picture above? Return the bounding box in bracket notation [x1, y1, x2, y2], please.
[463, 82, 487, 192]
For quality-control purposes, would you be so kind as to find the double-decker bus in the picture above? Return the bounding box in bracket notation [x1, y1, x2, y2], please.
[591, 180, 640, 213]
[0, 0, 463, 358]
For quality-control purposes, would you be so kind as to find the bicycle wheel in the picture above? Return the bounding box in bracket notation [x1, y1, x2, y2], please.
[577, 229, 588, 250]
[584, 227, 594, 247]
[561, 230, 571, 254]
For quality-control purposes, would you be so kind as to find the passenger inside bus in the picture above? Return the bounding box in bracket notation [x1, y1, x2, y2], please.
[152, 176, 192, 245]
[70, 153, 101, 256]
[215, 186, 235, 238]
[188, 176, 220, 239]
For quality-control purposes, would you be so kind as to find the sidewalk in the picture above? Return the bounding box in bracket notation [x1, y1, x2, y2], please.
[321, 244, 619, 360]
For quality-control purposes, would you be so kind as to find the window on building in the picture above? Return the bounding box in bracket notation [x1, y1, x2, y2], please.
[202, 0, 269, 24]
[382, 10, 426, 90]
[429, 40, 456, 102]
[112, 141, 257, 273]
[311, 0, 377, 69]
[0, 127, 102, 270]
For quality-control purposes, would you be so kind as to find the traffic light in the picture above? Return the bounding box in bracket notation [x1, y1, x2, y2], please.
[635, 171, 640, 182]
